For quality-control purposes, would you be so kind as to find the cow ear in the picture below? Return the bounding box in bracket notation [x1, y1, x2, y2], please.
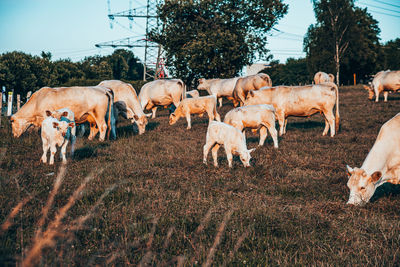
[61, 111, 68, 117]
[46, 110, 52, 117]
[68, 122, 75, 127]
[362, 85, 370, 91]
[346, 165, 354, 176]
[170, 113, 176, 117]
[371, 171, 382, 182]
[52, 122, 59, 128]
[249, 91, 255, 97]
[133, 114, 139, 121]
[198, 78, 203, 84]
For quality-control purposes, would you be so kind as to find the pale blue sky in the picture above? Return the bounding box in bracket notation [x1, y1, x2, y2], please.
[0, 0, 399, 64]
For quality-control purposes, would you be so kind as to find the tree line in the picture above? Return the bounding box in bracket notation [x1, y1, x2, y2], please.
[0, 49, 144, 98]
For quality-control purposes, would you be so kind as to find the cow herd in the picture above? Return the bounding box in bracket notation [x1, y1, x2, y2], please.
[9, 70, 400, 206]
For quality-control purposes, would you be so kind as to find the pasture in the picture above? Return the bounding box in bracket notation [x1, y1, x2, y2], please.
[1, 85, 400, 265]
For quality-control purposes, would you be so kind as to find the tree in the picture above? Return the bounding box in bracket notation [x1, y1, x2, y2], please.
[151, 0, 288, 84]
[304, 0, 380, 85]
[261, 58, 311, 85]
[381, 38, 400, 71]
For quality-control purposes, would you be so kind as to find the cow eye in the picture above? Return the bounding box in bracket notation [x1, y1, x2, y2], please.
[360, 186, 365, 191]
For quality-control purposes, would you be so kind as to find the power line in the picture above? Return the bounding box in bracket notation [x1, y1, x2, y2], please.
[360, 6, 400, 18]
[359, 1, 400, 13]
[370, 0, 400, 9]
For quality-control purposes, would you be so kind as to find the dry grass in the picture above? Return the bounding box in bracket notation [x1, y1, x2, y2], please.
[1, 85, 400, 265]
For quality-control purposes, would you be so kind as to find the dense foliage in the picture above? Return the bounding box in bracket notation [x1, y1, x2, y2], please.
[260, 58, 311, 85]
[0, 49, 144, 98]
[304, 0, 381, 85]
[150, 0, 288, 84]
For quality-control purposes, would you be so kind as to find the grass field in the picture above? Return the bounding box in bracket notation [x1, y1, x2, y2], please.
[1, 85, 400, 266]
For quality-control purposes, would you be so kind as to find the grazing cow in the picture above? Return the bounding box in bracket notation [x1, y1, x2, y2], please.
[48, 108, 77, 157]
[363, 70, 400, 102]
[346, 113, 400, 206]
[314, 71, 335, 84]
[197, 77, 240, 107]
[232, 73, 272, 106]
[203, 121, 255, 168]
[98, 80, 148, 135]
[139, 79, 186, 118]
[244, 83, 340, 137]
[186, 89, 200, 98]
[224, 104, 278, 148]
[169, 95, 221, 129]
[11, 86, 114, 141]
[41, 113, 75, 165]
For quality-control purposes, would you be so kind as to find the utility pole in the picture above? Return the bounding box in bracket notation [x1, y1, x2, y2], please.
[96, 0, 166, 81]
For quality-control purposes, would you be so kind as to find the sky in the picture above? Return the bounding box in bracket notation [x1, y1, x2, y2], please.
[0, 0, 399, 65]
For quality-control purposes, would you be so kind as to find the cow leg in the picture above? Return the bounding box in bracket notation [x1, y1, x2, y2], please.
[384, 91, 388, 102]
[214, 109, 221, 122]
[88, 123, 98, 141]
[90, 113, 107, 142]
[49, 144, 57, 165]
[60, 140, 68, 164]
[375, 90, 380, 102]
[186, 113, 192, 129]
[322, 117, 330, 136]
[203, 141, 215, 165]
[259, 126, 267, 146]
[265, 123, 279, 149]
[211, 144, 220, 167]
[276, 112, 285, 136]
[283, 119, 288, 134]
[218, 97, 223, 107]
[225, 146, 233, 168]
[324, 110, 336, 137]
[151, 107, 158, 119]
[41, 139, 49, 164]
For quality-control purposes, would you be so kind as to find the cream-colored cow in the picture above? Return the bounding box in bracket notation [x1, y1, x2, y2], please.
[169, 95, 221, 129]
[139, 79, 186, 118]
[186, 89, 200, 98]
[197, 77, 240, 107]
[314, 71, 335, 84]
[244, 83, 340, 137]
[232, 73, 272, 106]
[99, 80, 148, 135]
[11, 86, 113, 141]
[203, 121, 255, 168]
[224, 104, 278, 148]
[363, 70, 400, 102]
[346, 112, 400, 206]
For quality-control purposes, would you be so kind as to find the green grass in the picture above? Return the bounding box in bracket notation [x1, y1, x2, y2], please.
[1, 86, 400, 265]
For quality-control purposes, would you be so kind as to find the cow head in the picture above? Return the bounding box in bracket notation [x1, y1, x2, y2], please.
[363, 84, 374, 100]
[197, 78, 208, 90]
[132, 114, 148, 135]
[238, 148, 256, 168]
[53, 120, 75, 139]
[11, 116, 32, 138]
[346, 165, 382, 206]
[169, 113, 178, 125]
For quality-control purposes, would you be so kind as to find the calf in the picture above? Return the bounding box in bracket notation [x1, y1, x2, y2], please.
[346, 112, 400, 206]
[41, 112, 75, 165]
[169, 95, 221, 129]
[244, 83, 340, 137]
[203, 121, 255, 168]
[197, 77, 240, 107]
[48, 108, 77, 157]
[224, 104, 278, 148]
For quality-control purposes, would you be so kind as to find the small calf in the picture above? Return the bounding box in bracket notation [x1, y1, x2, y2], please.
[224, 104, 278, 148]
[203, 121, 255, 168]
[169, 95, 221, 129]
[41, 112, 75, 165]
[48, 108, 77, 157]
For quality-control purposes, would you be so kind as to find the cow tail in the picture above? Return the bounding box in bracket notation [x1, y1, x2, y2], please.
[213, 95, 221, 122]
[334, 83, 340, 132]
[181, 80, 186, 100]
[106, 90, 113, 140]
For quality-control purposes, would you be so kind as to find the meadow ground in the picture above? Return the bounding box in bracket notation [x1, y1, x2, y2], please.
[1, 85, 400, 266]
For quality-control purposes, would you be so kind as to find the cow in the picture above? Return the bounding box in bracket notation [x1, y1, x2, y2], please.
[362, 70, 400, 102]
[169, 95, 221, 129]
[232, 73, 272, 106]
[203, 121, 255, 168]
[10, 86, 114, 142]
[186, 89, 200, 98]
[197, 77, 240, 107]
[138, 79, 186, 119]
[314, 71, 335, 84]
[40, 113, 75, 165]
[47, 108, 77, 157]
[244, 83, 340, 137]
[98, 80, 148, 135]
[224, 104, 278, 148]
[346, 112, 400, 206]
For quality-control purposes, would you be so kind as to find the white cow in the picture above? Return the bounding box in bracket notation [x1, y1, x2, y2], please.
[346, 112, 400, 206]
[139, 79, 186, 118]
[203, 121, 255, 168]
[314, 71, 335, 84]
[363, 70, 400, 102]
[197, 77, 240, 107]
[169, 95, 221, 129]
[186, 89, 200, 98]
[48, 108, 77, 157]
[41, 113, 75, 165]
[224, 104, 278, 148]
